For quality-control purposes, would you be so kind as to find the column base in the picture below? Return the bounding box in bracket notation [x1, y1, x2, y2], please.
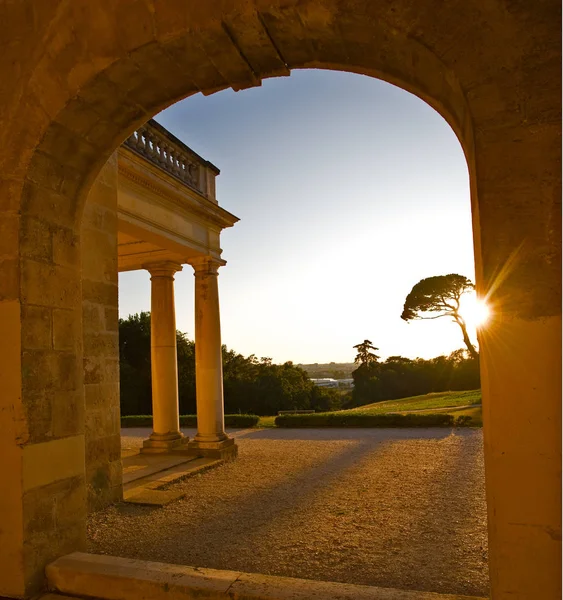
[184, 437, 238, 461]
[141, 433, 188, 454]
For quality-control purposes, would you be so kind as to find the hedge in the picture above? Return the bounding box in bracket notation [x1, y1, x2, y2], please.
[121, 414, 260, 428]
[228, 414, 259, 427]
[274, 412, 473, 428]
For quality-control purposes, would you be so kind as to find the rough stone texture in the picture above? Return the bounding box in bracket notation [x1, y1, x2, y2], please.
[0, 2, 560, 598]
[23, 476, 86, 590]
[81, 154, 122, 512]
[89, 428, 488, 598]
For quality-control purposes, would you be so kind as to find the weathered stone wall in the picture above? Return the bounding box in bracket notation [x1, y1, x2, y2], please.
[81, 153, 122, 511]
[0, 2, 559, 598]
[0, 151, 88, 596]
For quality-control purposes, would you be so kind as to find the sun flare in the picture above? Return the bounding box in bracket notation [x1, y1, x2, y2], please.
[459, 294, 491, 329]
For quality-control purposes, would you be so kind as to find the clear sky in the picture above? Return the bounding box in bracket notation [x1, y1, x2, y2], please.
[118, 69, 477, 364]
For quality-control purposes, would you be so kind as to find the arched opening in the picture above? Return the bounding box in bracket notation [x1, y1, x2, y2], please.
[87, 69, 488, 598]
[0, 4, 559, 600]
[122, 69, 478, 363]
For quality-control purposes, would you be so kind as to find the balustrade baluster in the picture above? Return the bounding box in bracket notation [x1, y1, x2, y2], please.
[178, 155, 188, 181]
[147, 133, 156, 158]
[124, 123, 206, 194]
[155, 137, 163, 164]
[170, 153, 178, 175]
[136, 128, 144, 150]
[162, 142, 170, 169]
[174, 154, 181, 174]
[171, 153, 181, 177]
[167, 147, 175, 171]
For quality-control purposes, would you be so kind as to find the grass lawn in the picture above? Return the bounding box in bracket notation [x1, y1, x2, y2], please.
[260, 390, 483, 428]
[347, 389, 482, 427]
[350, 390, 481, 414]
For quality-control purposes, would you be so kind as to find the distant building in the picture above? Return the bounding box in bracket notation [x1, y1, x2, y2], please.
[310, 378, 339, 388]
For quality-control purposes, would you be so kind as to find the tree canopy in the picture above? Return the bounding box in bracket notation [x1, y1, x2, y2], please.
[119, 312, 342, 416]
[353, 339, 380, 365]
[401, 274, 479, 359]
[119, 312, 481, 417]
[349, 348, 480, 407]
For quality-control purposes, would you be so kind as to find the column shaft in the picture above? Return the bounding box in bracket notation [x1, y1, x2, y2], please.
[194, 259, 226, 442]
[188, 258, 236, 459]
[142, 262, 186, 452]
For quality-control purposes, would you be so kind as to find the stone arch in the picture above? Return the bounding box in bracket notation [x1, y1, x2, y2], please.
[0, 2, 559, 599]
[22, 10, 477, 224]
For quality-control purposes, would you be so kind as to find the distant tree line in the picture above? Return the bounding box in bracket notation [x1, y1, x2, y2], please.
[341, 271, 481, 407]
[349, 340, 480, 408]
[119, 312, 341, 417]
[119, 313, 480, 417]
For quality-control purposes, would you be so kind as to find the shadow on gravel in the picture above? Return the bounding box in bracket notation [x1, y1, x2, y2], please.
[388, 435, 489, 597]
[89, 427, 487, 597]
[97, 439, 382, 554]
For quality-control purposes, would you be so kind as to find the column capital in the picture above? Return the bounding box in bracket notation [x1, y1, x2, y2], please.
[143, 261, 183, 278]
[190, 256, 226, 276]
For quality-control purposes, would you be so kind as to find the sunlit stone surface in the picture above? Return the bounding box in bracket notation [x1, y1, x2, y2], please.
[0, 2, 559, 599]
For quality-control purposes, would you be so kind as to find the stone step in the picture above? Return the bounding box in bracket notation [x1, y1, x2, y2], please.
[122, 454, 197, 485]
[45, 552, 487, 600]
[123, 457, 222, 506]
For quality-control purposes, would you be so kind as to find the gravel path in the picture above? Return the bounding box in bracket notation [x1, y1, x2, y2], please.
[88, 428, 488, 597]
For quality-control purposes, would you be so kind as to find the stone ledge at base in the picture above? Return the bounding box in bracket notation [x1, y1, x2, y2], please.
[183, 438, 238, 461]
[45, 552, 487, 600]
[141, 435, 189, 454]
[123, 457, 222, 506]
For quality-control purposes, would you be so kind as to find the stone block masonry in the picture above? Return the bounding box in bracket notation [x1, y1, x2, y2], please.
[81, 153, 122, 512]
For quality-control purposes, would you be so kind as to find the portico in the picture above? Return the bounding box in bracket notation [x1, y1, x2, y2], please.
[115, 120, 239, 459]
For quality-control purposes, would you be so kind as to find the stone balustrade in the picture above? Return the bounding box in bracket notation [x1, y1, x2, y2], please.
[124, 119, 216, 197]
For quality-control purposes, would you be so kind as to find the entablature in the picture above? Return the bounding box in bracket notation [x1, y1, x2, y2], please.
[117, 121, 239, 273]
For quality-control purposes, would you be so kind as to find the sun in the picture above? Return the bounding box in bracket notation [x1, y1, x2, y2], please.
[459, 293, 491, 329]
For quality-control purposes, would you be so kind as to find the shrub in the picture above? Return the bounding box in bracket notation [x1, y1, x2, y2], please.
[274, 412, 471, 428]
[121, 415, 153, 427]
[121, 414, 260, 428]
[224, 414, 260, 428]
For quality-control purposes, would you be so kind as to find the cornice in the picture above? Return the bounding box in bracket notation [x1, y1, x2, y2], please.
[118, 148, 239, 230]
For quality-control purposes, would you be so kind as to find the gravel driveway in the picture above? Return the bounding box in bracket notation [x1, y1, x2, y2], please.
[87, 428, 488, 598]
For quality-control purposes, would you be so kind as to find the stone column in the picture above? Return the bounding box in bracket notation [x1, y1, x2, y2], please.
[142, 261, 187, 453]
[187, 257, 236, 460]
